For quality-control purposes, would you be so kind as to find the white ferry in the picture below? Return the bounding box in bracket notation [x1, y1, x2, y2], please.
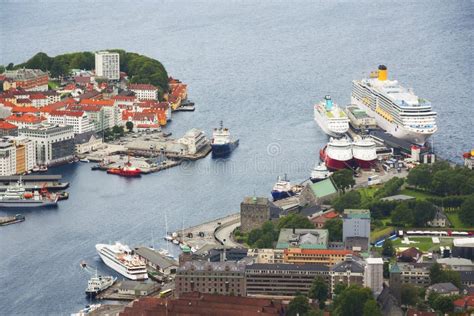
[351, 65, 437, 145]
[85, 275, 116, 297]
[314, 95, 350, 136]
[95, 243, 148, 280]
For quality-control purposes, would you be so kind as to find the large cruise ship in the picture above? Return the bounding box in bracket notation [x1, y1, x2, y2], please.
[351, 65, 437, 145]
[96, 243, 148, 280]
[319, 137, 353, 170]
[314, 95, 350, 137]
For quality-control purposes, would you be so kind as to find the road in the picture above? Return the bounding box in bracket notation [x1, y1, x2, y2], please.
[215, 221, 242, 248]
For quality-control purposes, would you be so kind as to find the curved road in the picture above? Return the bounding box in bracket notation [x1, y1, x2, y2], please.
[215, 221, 242, 248]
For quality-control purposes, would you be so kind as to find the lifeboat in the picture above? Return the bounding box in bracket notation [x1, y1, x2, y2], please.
[23, 192, 34, 199]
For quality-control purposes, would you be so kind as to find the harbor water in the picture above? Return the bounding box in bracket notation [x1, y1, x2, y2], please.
[1, 0, 473, 314]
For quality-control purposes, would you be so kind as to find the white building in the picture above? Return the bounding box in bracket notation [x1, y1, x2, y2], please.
[364, 257, 384, 296]
[47, 111, 94, 135]
[177, 129, 208, 155]
[74, 132, 103, 155]
[19, 124, 75, 166]
[342, 209, 371, 250]
[0, 141, 17, 176]
[95, 51, 120, 80]
[129, 84, 158, 100]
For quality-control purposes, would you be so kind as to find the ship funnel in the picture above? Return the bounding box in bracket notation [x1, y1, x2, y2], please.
[378, 65, 388, 81]
[324, 95, 333, 111]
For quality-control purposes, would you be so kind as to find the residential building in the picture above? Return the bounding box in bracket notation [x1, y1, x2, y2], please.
[240, 196, 281, 233]
[245, 263, 330, 297]
[9, 136, 36, 174]
[129, 84, 158, 100]
[209, 248, 249, 262]
[276, 228, 328, 250]
[460, 271, 474, 288]
[0, 120, 18, 136]
[342, 209, 370, 251]
[398, 247, 423, 263]
[283, 248, 353, 267]
[6, 114, 46, 129]
[47, 110, 94, 134]
[119, 293, 286, 316]
[300, 178, 338, 206]
[3, 69, 49, 91]
[309, 210, 339, 228]
[134, 247, 178, 275]
[425, 282, 459, 300]
[437, 258, 474, 271]
[247, 249, 284, 264]
[330, 255, 365, 294]
[74, 131, 103, 154]
[393, 262, 432, 287]
[0, 141, 16, 176]
[377, 287, 404, 316]
[428, 209, 448, 227]
[19, 124, 75, 166]
[453, 295, 474, 313]
[95, 51, 120, 80]
[364, 257, 384, 296]
[175, 261, 246, 298]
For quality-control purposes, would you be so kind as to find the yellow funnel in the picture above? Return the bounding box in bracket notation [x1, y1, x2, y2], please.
[378, 65, 387, 81]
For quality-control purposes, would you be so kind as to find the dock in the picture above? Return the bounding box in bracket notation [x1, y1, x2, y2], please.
[95, 280, 160, 301]
[0, 175, 69, 191]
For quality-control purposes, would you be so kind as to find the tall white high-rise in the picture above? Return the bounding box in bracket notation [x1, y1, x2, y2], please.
[364, 257, 384, 296]
[95, 51, 120, 80]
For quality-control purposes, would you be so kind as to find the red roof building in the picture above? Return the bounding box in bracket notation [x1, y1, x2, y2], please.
[0, 120, 19, 136]
[6, 114, 46, 128]
[310, 210, 340, 228]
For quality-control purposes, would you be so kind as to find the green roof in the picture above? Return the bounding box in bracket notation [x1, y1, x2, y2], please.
[344, 209, 370, 219]
[309, 178, 337, 198]
[390, 263, 401, 274]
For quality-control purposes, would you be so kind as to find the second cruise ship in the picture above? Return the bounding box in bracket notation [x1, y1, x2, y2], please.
[96, 243, 148, 280]
[314, 95, 350, 137]
[351, 65, 437, 145]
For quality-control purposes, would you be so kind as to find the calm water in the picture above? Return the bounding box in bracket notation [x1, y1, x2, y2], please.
[1, 0, 473, 314]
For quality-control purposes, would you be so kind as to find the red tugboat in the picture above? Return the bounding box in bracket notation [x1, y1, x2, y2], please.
[107, 156, 141, 177]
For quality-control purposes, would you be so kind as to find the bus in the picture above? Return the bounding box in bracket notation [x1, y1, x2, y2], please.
[159, 289, 173, 298]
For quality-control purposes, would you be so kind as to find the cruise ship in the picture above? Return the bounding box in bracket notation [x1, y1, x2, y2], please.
[351, 65, 437, 145]
[319, 137, 353, 170]
[211, 121, 239, 157]
[95, 243, 148, 280]
[314, 95, 350, 136]
[352, 136, 378, 169]
[271, 175, 295, 201]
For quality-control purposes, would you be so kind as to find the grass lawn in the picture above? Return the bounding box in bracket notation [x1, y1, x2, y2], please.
[371, 226, 395, 243]
[392, 236, 453, 252]
[446, 212, 469, 229]
[399, 188, 436, 200]
[358, 185, 382, 205]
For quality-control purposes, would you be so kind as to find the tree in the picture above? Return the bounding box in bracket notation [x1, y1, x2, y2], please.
[24, 52, 52, 71]
[460, 194, 474, 226]
[287, 295, 311, 316]
[411, 200, 437, 227]
[50, 59, 68, 78]
[429, 263, 461, 288]
[277, 213, 314, 230]
[331, 169, 355, 192]
[126, 121, 134, 132]
[0, 65, 5, 73]
[407, 164, 432, 190]
[382, 239, 395, 257]
[308, 277, 328, 310]
[374, 177, 404, 199]
[324, 218, 342, 242]
[401, 284, 419, 306]
[429, 263, 443, 284]
[333, 283, 347, 296]
[6, 63, 14, 70]
[332, 191, 361, 212]
[383, 261, 390, 278]
[333, 285, 373, 316]
[391, 202, 413, 226]
[432, 295, 455, 314]
[247, 229, 262, 245]
[362, 300, 382, 316]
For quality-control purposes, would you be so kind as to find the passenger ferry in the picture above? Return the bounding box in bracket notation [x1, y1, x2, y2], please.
[95, 243, 148, 280]
[314, 95, 350, 137]
[351, 65, 437, 145]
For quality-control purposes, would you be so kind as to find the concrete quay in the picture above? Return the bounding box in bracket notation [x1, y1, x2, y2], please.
[173, 213, 241, 251]
[95, 280, 160, 301]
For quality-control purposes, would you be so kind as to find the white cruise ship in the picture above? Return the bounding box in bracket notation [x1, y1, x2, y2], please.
[351, 65, 437, 145]
[95, 243, 148, 280]
[314, 95, 350, 136]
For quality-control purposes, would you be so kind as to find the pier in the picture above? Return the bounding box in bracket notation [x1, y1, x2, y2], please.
[95, 280, 160, 301]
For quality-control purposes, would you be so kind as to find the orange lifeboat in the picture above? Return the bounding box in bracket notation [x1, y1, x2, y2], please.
[23, 192, 33, 199]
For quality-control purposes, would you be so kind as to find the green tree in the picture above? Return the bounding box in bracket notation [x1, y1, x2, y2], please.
[374, 177, 404, 199]
[287, 295, 311, 316]
[432, 295, 455, 314]
[333, 285, 373, 316]
[383, 261, 390, 278]
[362, 300, 382, 316]
[247, 229, 262, 245]
[391, 202, 413, 226]
[332, 190, 361, 212]
[50, 59, 68, 78]
[429, 263, 443, 284]
[333, 283, 347, 296]
[412, 200, 437, 227]
[277, 213, 314, 230]
[323, 218, 342, 242]
[382, 239, 395, 257]
[24, 52, 52, 71]
[429, 263, 461, 288]
[407, 164, 432, 190]
[460, 194, 474, 226]
[125, 121, 134, 131]
[0, 65, 5, 73]
[401, 284, 419, 307]
[308, 277, 328, 310]
[331, 169, 355, 192]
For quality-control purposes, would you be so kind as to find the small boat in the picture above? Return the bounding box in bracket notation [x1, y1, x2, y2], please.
[310, 162, 333, 183]
[57, 192, 69, 201]
[32, 166, 40, 173]
[85, 275, 116, 297]
[164, 235, 173, 242]
[172, 239, 180, 245]
[80, 158, 90, 163]
[271, 175, 295, 201]
[39, 165, 48, 172]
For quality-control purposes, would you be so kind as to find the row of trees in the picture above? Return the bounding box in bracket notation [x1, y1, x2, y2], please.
[407, 161, 474, 196]
[390, 200, 437, 227]
[5, 50, 170, 93]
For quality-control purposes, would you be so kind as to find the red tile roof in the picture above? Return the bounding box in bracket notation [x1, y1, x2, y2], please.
[284, 248, 353, 255]
[0, 120, 18, 130]
[80, 99, 114, 107]
[6, 114, 45, 124]
[49, 110, 85, 117]
[129, 83, 157, 91]
[453, 295, 474, 308]
[113, 95, 136, 101]
[11, 106, 40, 113]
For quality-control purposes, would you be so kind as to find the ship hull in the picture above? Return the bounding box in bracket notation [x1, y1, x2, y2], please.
[320, 148, 353, 170]
[353, 158, 377, 170]
[310, 176, 329, 183]
[271, 190, 294, 201]
[107, 169, 141, 177]
[211, 140, 239, 158]
[0, 200, 58, 208]
[96, 248, 148, 281]
[352, 97, 433, 145]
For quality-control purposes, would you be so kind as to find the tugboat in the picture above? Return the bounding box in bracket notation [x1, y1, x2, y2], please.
[211, 121, 239, 158]
[85, 275, 116, 298]
[310, 162, 333, 183]
[271, 175, 295, 201]
[107, 156, 141, 177]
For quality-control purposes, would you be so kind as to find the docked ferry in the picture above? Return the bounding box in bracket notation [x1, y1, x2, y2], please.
[351, 65, 437, 145]
[320, 137, 353, 170]
[85, 275, 116, 297]
[310, 162, 333, 183]
[314, 95, 350, 137]
[211, 121, 239, 157]
[271, 175, 295, 201]
[95, 243, 148, 280]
